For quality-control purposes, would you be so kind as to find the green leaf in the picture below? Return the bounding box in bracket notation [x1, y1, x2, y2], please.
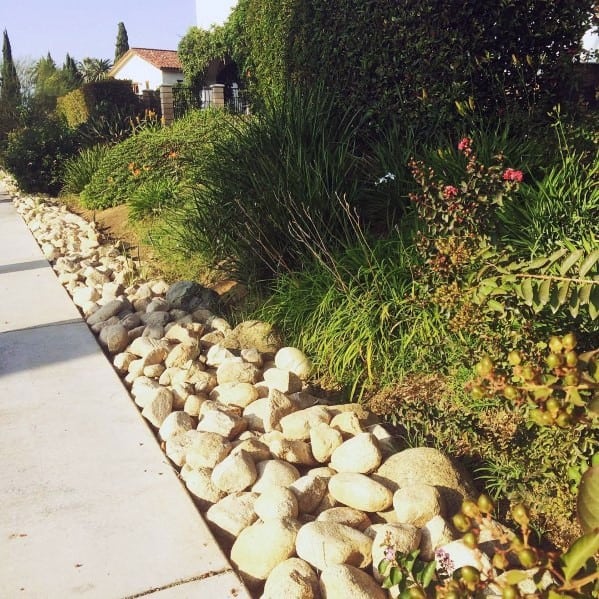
[579, 284, 593, 306]
[538, 279, 551, 306]
[579, 249, 599, 278]
[504, 569, 530, 585]
[521, 278, 534, 306]
[561, 529, 599, 581]
[590, 285, 599, 320]
[421, 560, 437, 588]
[577, 466, 599, 534]
[558, 281, 570, 305]
[378, 559, 390, 576]
[549, 284, 561, 314]
[389, 566, 403, 586]
[527, 255, 550, 270]
[569, 289, 580, 318]
[487, 299, 505, 314]
[547, 247, 569, 266]
[559, 250, 583, 276]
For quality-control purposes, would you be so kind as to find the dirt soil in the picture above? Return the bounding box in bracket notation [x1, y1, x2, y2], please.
[64, 200, 244, 301]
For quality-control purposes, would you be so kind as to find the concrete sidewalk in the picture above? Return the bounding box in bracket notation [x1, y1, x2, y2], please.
[0, 187, 250, 598]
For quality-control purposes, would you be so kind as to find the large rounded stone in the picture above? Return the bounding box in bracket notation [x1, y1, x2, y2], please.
[205, 491, 259, 545]
[211, 449, 257, 493]
[289, 475, 328, 514]
[185, 468, 227, 511]
[158, 411, 195, 442]
[166, 280, 220, 312]
[216, 359, 261, 385]
[243, 389, 296, 432]
[262, 558, 319, 599]
[87, 298, 128, 326]
[320, 564, 386, 599]
[184, 432, 231, 469]
[254, 485, 299, 520]
[420, 515, 456, 561]
[269, 438, 316, 466]
[330, 432, 382, 474]
[295, 521, 373, 571]
[210, 382, 259, 408]
[393, 483, 445, 527]
[310, 423, 343, 463]
[369, 523, 421, 582]
[222, 320, 284, 356]
[316, 507, 372, 531]
[274, 347, 313, 380]
[252, 460, 300, 493]
[328, 473, 393, 512]
[280, 406, 331, 441]
[231, 518, 301, 589]
[98, 323, 129, 354]
[375, 447, 476, 514]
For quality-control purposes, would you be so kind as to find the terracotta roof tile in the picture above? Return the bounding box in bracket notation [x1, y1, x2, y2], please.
[129, 48, 182, 71]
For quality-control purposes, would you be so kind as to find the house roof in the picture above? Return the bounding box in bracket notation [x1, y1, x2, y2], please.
[110, 48, 182, 74]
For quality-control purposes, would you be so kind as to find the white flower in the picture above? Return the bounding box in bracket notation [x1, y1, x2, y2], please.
[375, 172, 396, 186]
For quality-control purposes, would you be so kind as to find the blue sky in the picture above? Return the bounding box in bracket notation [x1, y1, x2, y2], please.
[0, 0, 237, 64]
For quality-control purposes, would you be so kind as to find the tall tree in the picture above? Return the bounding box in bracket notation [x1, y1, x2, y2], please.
[114, 22, 129, 63]
[62, 53, 82, 90]
[1, 29, 21, 108]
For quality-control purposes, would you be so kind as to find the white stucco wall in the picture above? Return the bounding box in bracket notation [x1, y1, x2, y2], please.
[112, 55, 183, 92]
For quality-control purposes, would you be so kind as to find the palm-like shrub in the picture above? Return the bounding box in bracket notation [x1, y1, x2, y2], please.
[61, 144, 110, 195]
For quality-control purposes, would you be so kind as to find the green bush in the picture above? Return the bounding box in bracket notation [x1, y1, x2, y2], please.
[499, 121, 599, 257]
[180, 85, 381, 285]
[1, 113, 80, 195]
[56, 79, 141, 128]
[184, 0, 593, 129]
[127, 178, 180, 221]
[61, 144, 110, 195]
[80, 108, 233, 209]
[257, 227, 464, 397]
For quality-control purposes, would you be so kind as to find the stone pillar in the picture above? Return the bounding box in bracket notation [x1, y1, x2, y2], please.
[210, 84, 225, 109]
[159, 84, 174, 125]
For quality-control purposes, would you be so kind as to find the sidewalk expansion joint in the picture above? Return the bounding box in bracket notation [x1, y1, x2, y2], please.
[0, 318, 84, 335]
[121, 569, 238, 598]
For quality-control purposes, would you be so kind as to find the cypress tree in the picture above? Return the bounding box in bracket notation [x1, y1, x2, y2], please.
[114, 22, 129, 63]
[1, 29, 21, 108]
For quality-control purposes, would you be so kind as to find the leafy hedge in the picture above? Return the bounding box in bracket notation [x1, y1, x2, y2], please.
[79, 108, 235, 209]
[57, 79, 141, 128]
[180, 0, 594, 128]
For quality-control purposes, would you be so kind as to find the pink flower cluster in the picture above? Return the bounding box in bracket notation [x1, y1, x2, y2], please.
[443, 185, 459, 199]
[503, 168, 524, 182]
[457, 137, 472, 153]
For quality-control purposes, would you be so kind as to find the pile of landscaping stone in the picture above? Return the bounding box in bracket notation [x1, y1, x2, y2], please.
[6, 176, 533, 598]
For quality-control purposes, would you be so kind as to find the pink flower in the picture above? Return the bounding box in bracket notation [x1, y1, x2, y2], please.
[503, 168, 523, 182]
[457, 137, 472, 152]
[443, 185, 459, 199]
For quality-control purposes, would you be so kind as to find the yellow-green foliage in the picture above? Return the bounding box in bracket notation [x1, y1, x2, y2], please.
[57, 88, 90, 127]
[57, 79, 140, 128]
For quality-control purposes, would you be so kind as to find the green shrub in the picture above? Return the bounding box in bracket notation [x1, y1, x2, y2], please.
[257, 225, 465, 397]
[56, 79, 141, 128]
[81, 108, 232, 209]
[499, 122, 599, 257]
[180, 85, 381, 285]
[61, 144, 110, 195]
[127, 178, 180, 221]
[183, 0, 593, 128]
[1, 113, 80, 195]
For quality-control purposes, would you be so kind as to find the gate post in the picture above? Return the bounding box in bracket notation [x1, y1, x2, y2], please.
[159, 84, 174, 125]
